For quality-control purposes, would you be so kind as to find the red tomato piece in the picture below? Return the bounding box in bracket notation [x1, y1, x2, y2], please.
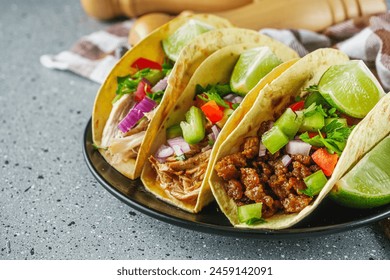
[289, 100, 305, 112]
[201, 100, 224, 123]
[131, 58, 162, 70]
[308, 131, 326, 138]
[311, 148, 339, 177]
[134, 80, 151, 102]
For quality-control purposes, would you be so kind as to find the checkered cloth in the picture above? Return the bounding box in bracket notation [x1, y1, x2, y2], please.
[40, 12, 390, 90]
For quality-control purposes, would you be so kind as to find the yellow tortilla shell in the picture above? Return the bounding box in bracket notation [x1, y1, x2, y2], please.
[141, 41, 299, 213]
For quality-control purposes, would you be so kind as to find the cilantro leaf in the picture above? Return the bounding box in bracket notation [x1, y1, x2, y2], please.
[196, 84, 231, 108]
[162, 60, 174, 76]
[147, 90, 164, 103]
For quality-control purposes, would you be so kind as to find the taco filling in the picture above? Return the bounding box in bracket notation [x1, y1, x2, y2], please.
[148, 46, 285, 204]
[214, 79, 366, 224]
[98, 18, 218, 165]
[149, 84, 242, 203]
[100, 58, 173, 163]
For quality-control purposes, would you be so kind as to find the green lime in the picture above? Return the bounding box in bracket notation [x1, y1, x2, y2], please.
[330, 136, 390, 208]
[162, 19, 214, 62]
[230, 47, 282, 96]
[318, 60, 385, 118]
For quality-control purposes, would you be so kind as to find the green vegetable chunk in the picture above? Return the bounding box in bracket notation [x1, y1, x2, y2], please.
[274, 108, 303, 139]
[304, 88, 329, 108]
[180, 106, 205, 144]
[144, 69, 164, 86]
[238, 203, 263, 225]
[302, 170, 328, 197]
[325, 118, 347, 127]
[300, 111, 325, 132]
[166, 124, 182, 139]
[262, 126, 289, 154]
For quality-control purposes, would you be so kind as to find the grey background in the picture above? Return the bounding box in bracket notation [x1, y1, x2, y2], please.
[1, 0, 389, 260]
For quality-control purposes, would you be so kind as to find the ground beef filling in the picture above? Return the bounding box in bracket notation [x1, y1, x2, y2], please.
[215, 122, 320, 218]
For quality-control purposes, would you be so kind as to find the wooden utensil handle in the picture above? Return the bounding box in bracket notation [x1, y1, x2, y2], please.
[80, 0, 252, 20]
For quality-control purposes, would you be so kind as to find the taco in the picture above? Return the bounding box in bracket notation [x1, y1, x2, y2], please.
[141, 41, 299, 213]
[92, 14, 233, 179]
[210, 48, 388, 229]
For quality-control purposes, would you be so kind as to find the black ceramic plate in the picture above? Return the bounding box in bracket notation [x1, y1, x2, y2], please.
[83, 119, 390, 239]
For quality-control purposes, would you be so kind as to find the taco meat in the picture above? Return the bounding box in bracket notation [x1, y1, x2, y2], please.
[215, 121, 321, 218]
[149, 148, 212, 203]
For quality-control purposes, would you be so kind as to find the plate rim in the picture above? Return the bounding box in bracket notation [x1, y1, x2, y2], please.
[83, 118, 390, 239]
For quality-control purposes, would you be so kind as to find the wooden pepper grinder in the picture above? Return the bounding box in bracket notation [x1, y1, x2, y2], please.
[80, 0, 387, 44]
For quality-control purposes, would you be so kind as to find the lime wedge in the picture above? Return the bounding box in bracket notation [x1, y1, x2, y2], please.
[330, 136, 390, 208]
[162, 19, 214, 62]
[318, 60, 385, 118]
[230, 47, 282, 96]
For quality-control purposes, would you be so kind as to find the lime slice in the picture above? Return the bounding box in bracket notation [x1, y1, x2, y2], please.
[330, 136, 390, 208]
[162, 19, 214, 62]
[230, 47, 282, 96]
[318, 60, 385, 118]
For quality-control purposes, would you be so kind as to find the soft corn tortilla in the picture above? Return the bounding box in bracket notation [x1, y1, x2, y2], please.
[141, 41, 299, 213]
[209, 48, 390, 229]
[92, 14, 232, 179]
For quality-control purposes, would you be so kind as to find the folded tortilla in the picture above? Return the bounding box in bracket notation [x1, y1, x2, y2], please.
[92, 14, 232, 179]
[141, 39, 299, 213]
[209, 48, 389, 229]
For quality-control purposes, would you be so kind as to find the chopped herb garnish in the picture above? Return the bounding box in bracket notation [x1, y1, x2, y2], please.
[147, 90, 164, 103]
[300, 119, 354, 154]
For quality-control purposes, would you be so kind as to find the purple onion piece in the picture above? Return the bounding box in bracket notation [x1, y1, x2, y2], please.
[117, 97, 157, 133]
[286, 140, 312, 156]
[259, 141, 267, 157]
[281, 154, 292, 167]
[152, 76, 168, 92]
[167, 137, 190, 153]
[171, 145, 183, 156]
[155, 144, 174, 158]
[211, 125, 220, 140]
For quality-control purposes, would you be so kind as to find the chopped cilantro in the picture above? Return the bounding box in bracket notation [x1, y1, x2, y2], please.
[147, 90, 164, 103]
[300, 120, 354, 154]
[195, 84, 232, 108]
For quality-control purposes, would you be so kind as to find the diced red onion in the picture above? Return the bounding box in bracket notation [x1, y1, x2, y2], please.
[155, 144, 174, 158]
[208, 133, 216, 142]
[211, 125, 220, 140]
[232, 96, 244, 103]
[167, 137, 191, 153]
[223, 94, 235, 102]
[171, 145, 183, 156]
[259, 141, 267, 157]
[281, 154, 292, 167]
[118, 97, 157, 133]
[151, 76, 168, 92]
[286, 140, 312, 156]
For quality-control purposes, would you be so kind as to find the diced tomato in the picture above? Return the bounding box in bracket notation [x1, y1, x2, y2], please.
[201, 100, 224, 123]
[131, 58, 162, 70]
[311, 148, 339, 177]
[289, 100, 305, 112]
[134, 80, 151, 102]
[308, 131, 326, 138]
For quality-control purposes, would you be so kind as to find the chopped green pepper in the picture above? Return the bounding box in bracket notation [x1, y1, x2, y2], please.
[180, 106, 205, 144]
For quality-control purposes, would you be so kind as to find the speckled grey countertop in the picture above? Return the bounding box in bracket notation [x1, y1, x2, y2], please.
[1, 0, 389, 260]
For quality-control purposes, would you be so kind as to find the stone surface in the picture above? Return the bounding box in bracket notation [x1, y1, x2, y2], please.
[0, 0, 389, 260]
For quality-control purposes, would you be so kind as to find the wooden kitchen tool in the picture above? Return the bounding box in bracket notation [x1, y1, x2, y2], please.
[80, 0, 388, 45]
